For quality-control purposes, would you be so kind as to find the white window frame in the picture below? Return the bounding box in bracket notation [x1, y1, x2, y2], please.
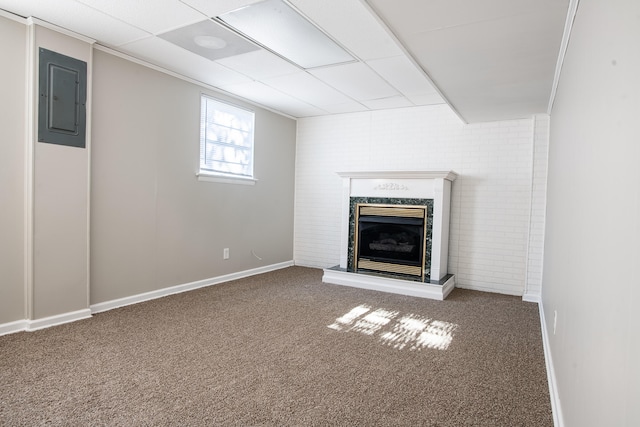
[197, 94, 256, 185]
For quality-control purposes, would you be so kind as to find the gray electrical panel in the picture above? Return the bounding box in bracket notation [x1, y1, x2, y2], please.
[38, 48, 87, 148]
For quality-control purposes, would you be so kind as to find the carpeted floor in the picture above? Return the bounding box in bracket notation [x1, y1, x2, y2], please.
[0, 266, 553, 426]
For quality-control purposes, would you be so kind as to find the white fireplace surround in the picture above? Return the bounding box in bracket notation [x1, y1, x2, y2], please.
[323, 170, 458, 300]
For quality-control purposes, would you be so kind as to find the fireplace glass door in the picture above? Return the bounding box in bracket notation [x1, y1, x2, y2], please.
[355, 204, 427, 278]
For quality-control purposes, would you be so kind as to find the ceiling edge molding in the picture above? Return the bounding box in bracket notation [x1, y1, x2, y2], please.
[547, 0, 581, 115]
[92, 43, 297, 121]
[26, 16, 96, 44]
[0, 7, 28, 23]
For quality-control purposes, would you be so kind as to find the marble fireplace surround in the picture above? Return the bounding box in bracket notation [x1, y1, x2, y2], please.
[323, 171, 457, 300]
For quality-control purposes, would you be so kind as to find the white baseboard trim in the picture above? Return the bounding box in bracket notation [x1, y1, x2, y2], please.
[538, 301, 564, 427]
[91, 260, 294, 314]
[0, 320, 29, 337]
[454, 283, 523, 297]
[26, 309, 92, 332]
[522, 292, 541, 303]
[0, 261, 294, 336]
[0, 311, 92, 336]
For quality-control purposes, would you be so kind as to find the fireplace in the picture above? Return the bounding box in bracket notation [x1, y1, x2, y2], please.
[323, 171, 458, 300]
[355, 204, 427, 278]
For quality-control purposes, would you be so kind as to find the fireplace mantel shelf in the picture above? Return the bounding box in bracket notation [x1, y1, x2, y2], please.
[337, 171, 458, 181]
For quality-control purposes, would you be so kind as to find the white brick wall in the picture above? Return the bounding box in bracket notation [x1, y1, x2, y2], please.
[294, 104, 548, 296]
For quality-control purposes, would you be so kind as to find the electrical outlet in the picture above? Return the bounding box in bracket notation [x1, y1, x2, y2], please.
[223, 248, 229, 260]
[553, 310, 557, 335]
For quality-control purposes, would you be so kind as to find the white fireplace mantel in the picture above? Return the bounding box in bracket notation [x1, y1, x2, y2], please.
[337, 171, 458, 180]
[323, 170, 458, 300]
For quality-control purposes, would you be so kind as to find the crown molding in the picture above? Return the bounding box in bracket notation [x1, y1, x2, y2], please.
[548, 0, 581, 114]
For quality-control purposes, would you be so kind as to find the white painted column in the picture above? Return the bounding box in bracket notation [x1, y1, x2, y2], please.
[430, 178, 452, 281]
[339, 176, 351, 268]
[430, 178, 444, 280]
[26, 20, 94, 327]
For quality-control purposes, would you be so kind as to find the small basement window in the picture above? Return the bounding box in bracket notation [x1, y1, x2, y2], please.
[199, 95, 255, 183]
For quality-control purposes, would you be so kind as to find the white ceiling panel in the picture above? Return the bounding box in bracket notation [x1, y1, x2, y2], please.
[178, 0, 263, 18]
[405, 92, 445, 106]
[218, 0, 355, 69]
[309, 62, 398, 101]
[289, 0, 403, 61]
[216, 50, 300, 80]
[0, 0, 570, 121]
[157, 19, 260, 61]
[366, 55, 438, 95]
[75, 0, 205, 34]
[361, 96, 413, 110]
[221, 81, 327, 117]
[263, 72, 356, 108]
[319, 100, 368, 115]
[367, 0, 569, 122]
[120, 36, 252, 87]
[0, 0, 148, 45]
[0, 0, 57, 18]
[404, 10, 565, 121]
[366, 0, 560, 35]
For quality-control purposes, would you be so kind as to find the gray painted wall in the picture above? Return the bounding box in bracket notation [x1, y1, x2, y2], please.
[32, 25, 92, 319]
[0, 16, 94, 324]
[0, 15, 26, 324]
[0, 15, 296, 324]
[89, 50, 296, 304]
[544, 0, 640, 425]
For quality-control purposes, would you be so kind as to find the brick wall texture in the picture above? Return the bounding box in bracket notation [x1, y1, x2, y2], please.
[294, 104, 549, 296]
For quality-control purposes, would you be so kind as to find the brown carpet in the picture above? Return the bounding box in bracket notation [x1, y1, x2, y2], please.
[0, 267, 552, 426]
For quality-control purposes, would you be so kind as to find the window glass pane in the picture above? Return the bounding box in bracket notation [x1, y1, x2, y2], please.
[200, 95, 254, 178]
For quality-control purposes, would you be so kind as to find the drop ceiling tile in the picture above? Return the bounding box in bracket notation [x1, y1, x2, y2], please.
[361, 96, 413, 110]
[221, 81, 327, 117]
[320, 101, 368, 115]
[0, 0, 49, 17]
[179, 0, 263, 17]
[0, 0, 148, 45]
[158, 19, 259, 61]
[405, 92, 446, 106]
[218, 0, 355, 69]
[263, 72, 355, 108]
[366, 55, 437, 95]
[289, 0, 403, 60]
[367, 0, 568, 122]
[75, 0, 205, 34]
[119, 36, 252, 87]
[366, 0, 561, 35]
[216, 50, 300, 80]
[402, 9, 564, 121]
[308, 62, 398, 101]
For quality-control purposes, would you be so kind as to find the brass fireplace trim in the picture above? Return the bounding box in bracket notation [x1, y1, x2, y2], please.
[359, 205, 425, 218]
[358, 260, 423, 277]
[354, 203, 428, 279]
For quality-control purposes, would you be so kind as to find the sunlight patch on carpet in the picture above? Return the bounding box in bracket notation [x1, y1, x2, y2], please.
[328, 304, 457, 350]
